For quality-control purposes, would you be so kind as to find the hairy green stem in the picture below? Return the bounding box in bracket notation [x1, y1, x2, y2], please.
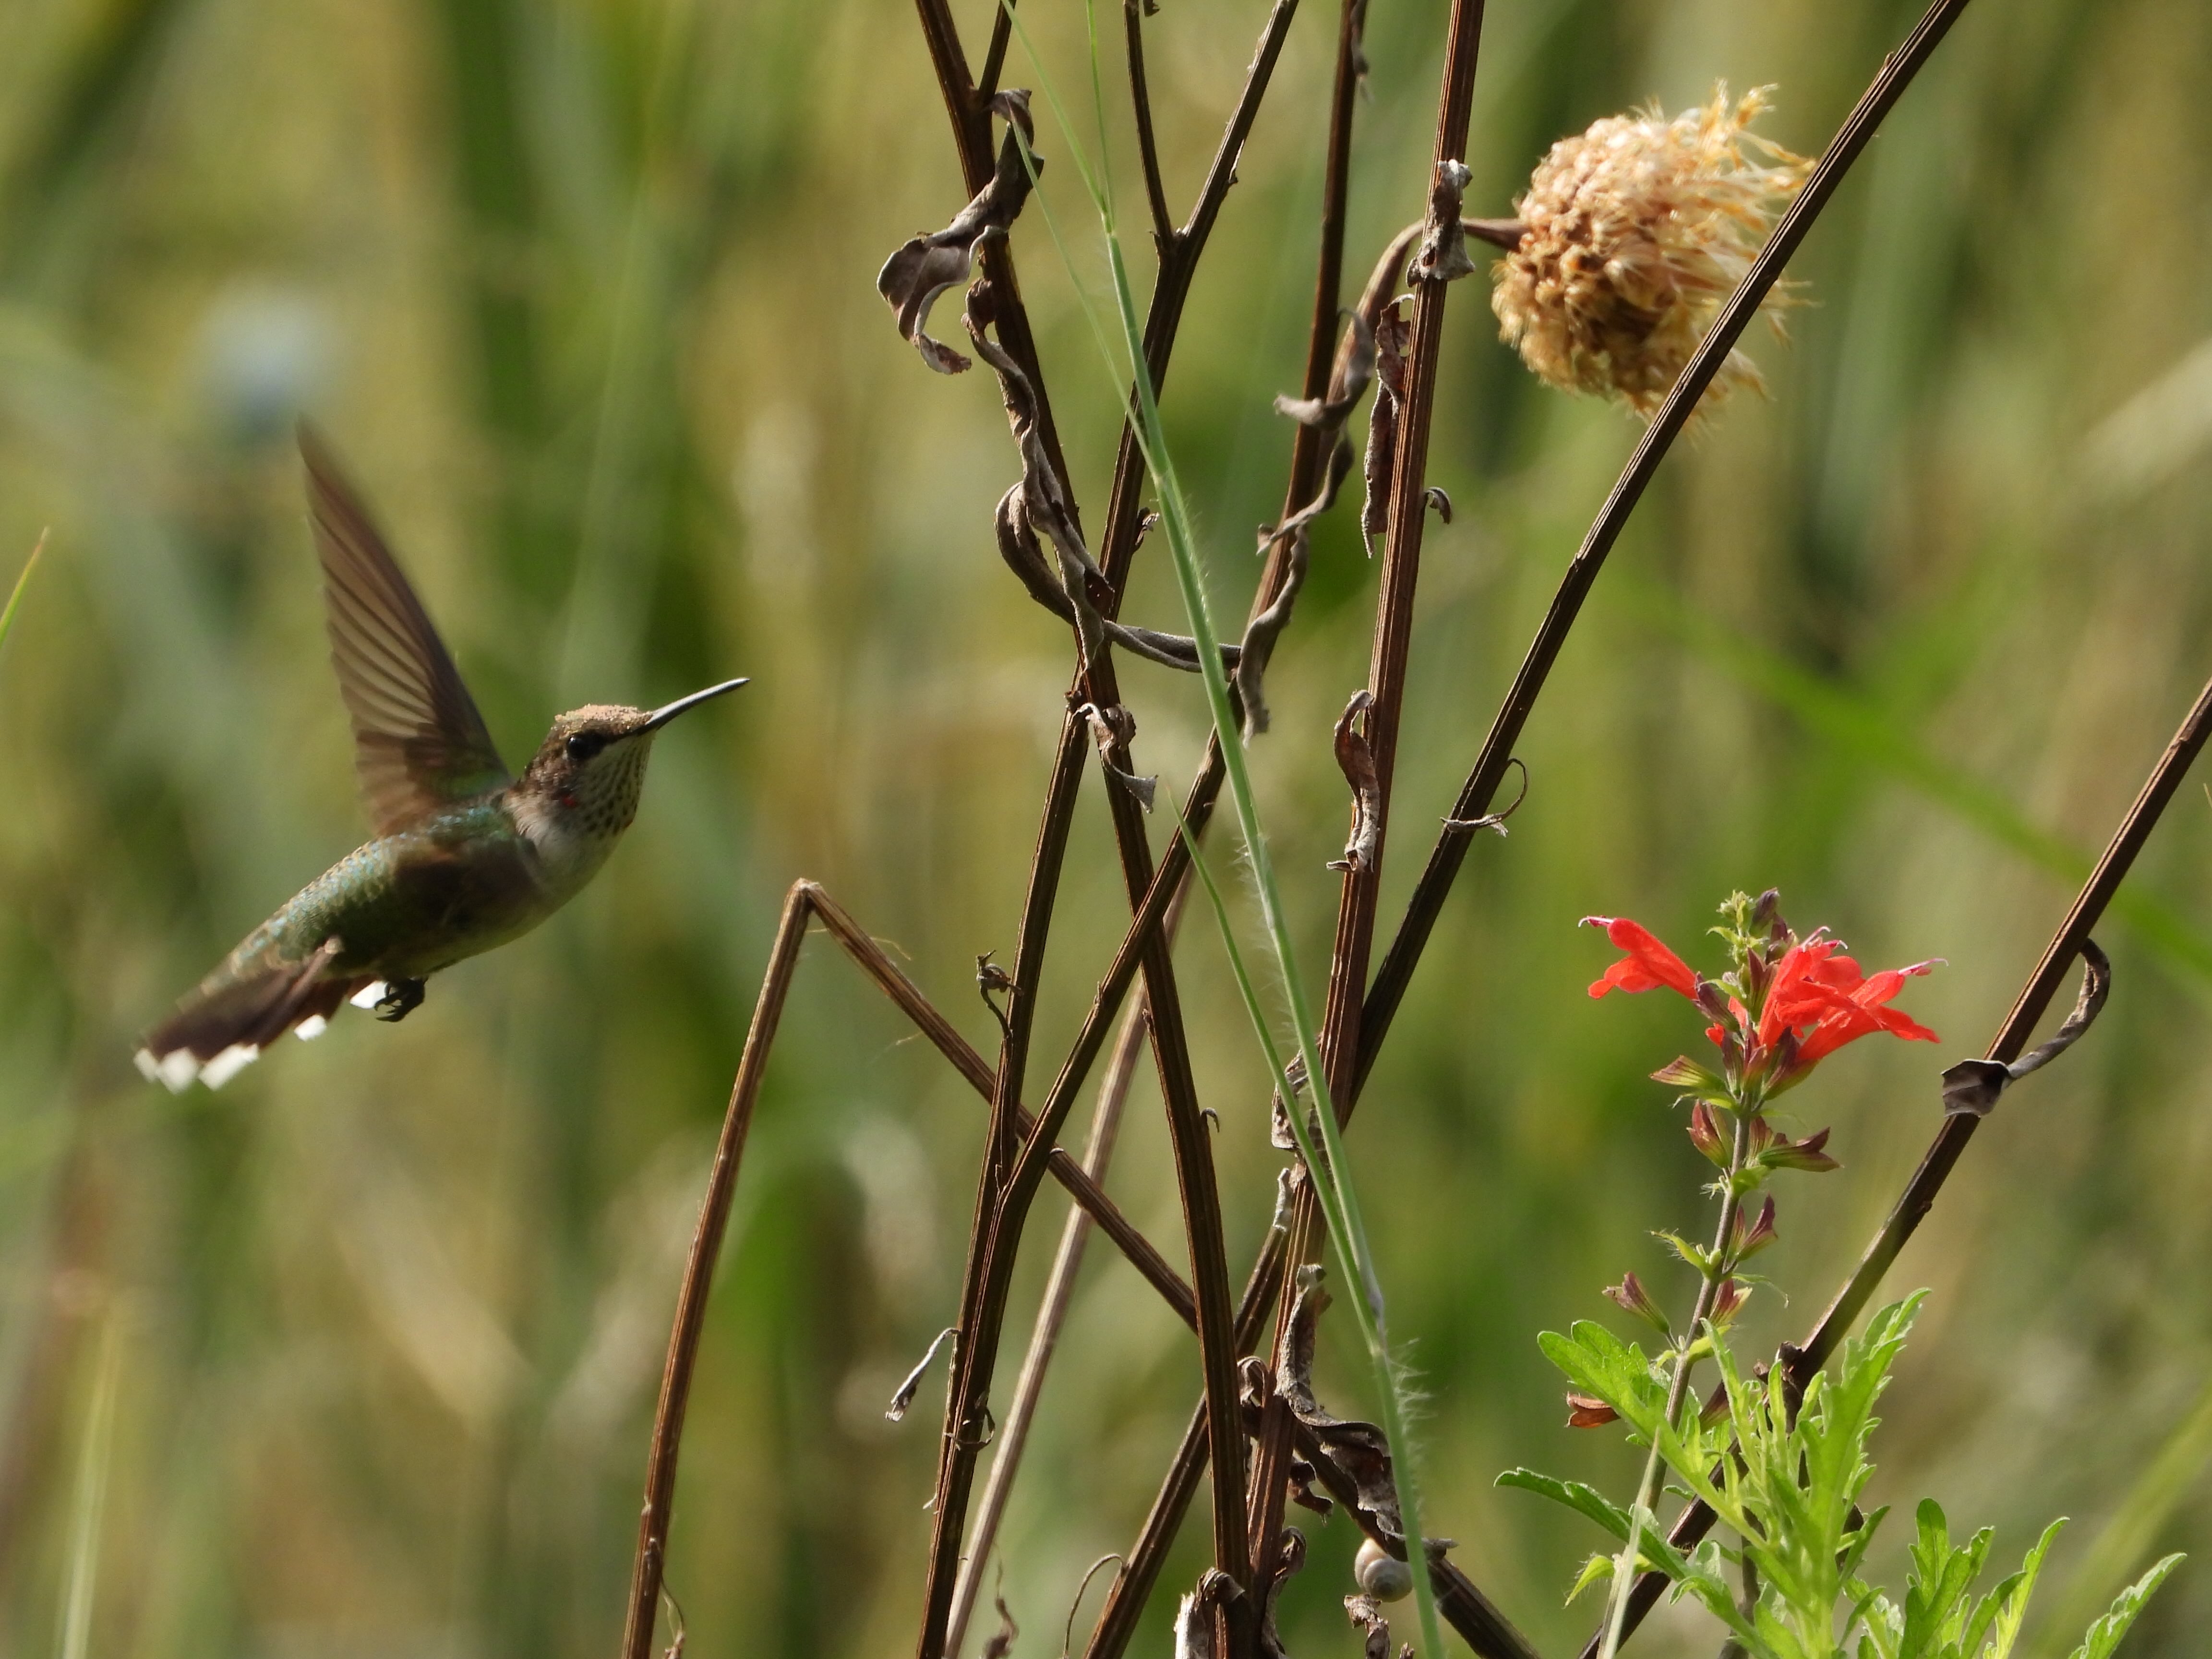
[1599, 1111, 1753, 1659]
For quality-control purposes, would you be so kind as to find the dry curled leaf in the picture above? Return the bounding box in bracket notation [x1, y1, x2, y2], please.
[1345, 1594, 1412, 1659]
[1941, 938, 2109, 1116]
[1327, 690, 1382, 873]
[1409, 158, 1475, 284]
[1237, 434, 1354, 735]
[979, 1592, 1017, 1659]
[992, 488, 1236, 676]
[876, 92, 1040, 375]
[1360, 301, 1412, 554]
[1276, 1266, 1405, 1545]
[885, 1326, 958, 1423]
[1274, 311, 1377, 431]
[1077, 701, 1157, 810]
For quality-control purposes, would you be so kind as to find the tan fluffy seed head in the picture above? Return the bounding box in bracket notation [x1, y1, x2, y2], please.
[1491, 84, 1811, 418]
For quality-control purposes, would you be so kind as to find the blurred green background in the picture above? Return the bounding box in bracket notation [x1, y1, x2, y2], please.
[1, 0, 2211, 1654]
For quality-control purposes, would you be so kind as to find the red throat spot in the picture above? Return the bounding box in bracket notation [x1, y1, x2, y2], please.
[559, 791, 579, 809]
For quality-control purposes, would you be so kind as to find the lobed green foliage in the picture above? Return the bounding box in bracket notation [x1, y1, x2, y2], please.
[1511, 1297, 2181, 1659]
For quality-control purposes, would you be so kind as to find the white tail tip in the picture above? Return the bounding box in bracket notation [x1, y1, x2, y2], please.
[136, 1043, 262, 1092]
[199, 1044, 261, 1090]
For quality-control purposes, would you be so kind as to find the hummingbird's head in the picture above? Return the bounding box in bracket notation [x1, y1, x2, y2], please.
[516, 679, 747, 860]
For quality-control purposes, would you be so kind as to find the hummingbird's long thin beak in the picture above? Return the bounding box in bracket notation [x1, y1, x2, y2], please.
[641, 677, 749, 733]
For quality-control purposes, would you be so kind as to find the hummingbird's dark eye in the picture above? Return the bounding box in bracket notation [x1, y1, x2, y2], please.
[565, 732, 607, 762]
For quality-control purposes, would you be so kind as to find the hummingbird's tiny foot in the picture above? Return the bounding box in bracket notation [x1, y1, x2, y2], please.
[374, 978, 426, 1022]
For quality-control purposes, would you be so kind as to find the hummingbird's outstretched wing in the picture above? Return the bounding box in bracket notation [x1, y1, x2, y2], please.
[301, 429, 513, 835]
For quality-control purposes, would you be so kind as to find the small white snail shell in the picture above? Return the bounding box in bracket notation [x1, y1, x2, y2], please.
[1354, 1538, 1414, 1602]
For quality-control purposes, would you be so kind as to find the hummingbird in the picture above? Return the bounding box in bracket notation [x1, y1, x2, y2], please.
[136, 430, 747, 1092]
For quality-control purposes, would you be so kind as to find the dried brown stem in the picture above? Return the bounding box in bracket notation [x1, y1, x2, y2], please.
[905, 3, 1305, 1650]
[1083, 1180, 1540, 1659]
[1084, 1220, 1292, 1659]
[1356, 0, 1982, 1110]
[946, 984, 1156, 1656]
[619, 882, 808, 1659]
[1125, 0, 1175, 252]
[1589, 664, 2212, 1654]
[1246, 0, 1490, 1592]
[618, 880, 1203, 1659]
[1084, 0, 1518, 1643]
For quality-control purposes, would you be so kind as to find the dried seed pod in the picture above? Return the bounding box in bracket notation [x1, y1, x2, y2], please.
[1491, 84, 1810, 417]
[1354, 1537, 1414, 1602]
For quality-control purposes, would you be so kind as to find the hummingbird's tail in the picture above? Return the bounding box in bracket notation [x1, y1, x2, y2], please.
[135, 939, 370, 1092]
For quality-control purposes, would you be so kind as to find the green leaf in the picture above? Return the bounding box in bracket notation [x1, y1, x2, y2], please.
[2066, 1553, 2183, 1659]
[1655, 1230, 1719, 1274]
[1983, 1517, 2064, 1659]
[1538, 1324, 1669, 1436]
[0, 531, 46, 671]
[1498, 1469, 1632, 1543]
[1899, 1500, 1995, 1658]
[1568, 1554, 1616, 1605]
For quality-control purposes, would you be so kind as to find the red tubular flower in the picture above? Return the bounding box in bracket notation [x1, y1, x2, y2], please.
[1581, 916, 1699, 999]
[1776, 957, 1941, 1075]
[1583, 909, 1938, 1088]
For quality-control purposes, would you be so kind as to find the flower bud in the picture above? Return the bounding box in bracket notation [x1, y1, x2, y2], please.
[1731, 1196, 1778, 1260]
[1686, 1101, 1729, 1167]
[1694, 978, 1732, 1022]
[1761, 1125, 1840, 1174]
[1355, 1538, 1415, 1602]
[1751, 888, 1783, 936]
[1651, 1054, 1719, 1092]
[1603, 1270, 1671, 1334]
[1741, 949, 1769, 1001]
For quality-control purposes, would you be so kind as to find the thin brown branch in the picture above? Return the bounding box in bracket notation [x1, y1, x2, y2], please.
[901, 9, 1127, 1647]
[805, 881, 1197, 1319]
[947, 986, 1156, 1656]
[619, 881, 810, 1659]
[1279, 0, 1377, 537]
[1084, 1221, 1292, 1659]
[1356, 0, 1982, 1110]
[1587, 664, 2212, 1655]
[1083, 1175, 1541, 1659]
[1180, 0, 1299, 252]
[1088, 0, 1301, 613]
[978, 0, 1015, 100]
[1246, 0, 1490, 1590]
[1125, 0, 1175, 252]
[906, 2, 1306, 1649]
[618, 878, 1208, 1659]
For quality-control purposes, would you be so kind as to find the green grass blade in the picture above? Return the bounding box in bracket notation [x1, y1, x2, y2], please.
[0, 531, 48, 672]
[57, 1306, 123, 1659]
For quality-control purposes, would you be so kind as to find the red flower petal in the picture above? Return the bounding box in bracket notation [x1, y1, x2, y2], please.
[1757, 935, 1846, 1044]
[1581, 916, 1699, 1000]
